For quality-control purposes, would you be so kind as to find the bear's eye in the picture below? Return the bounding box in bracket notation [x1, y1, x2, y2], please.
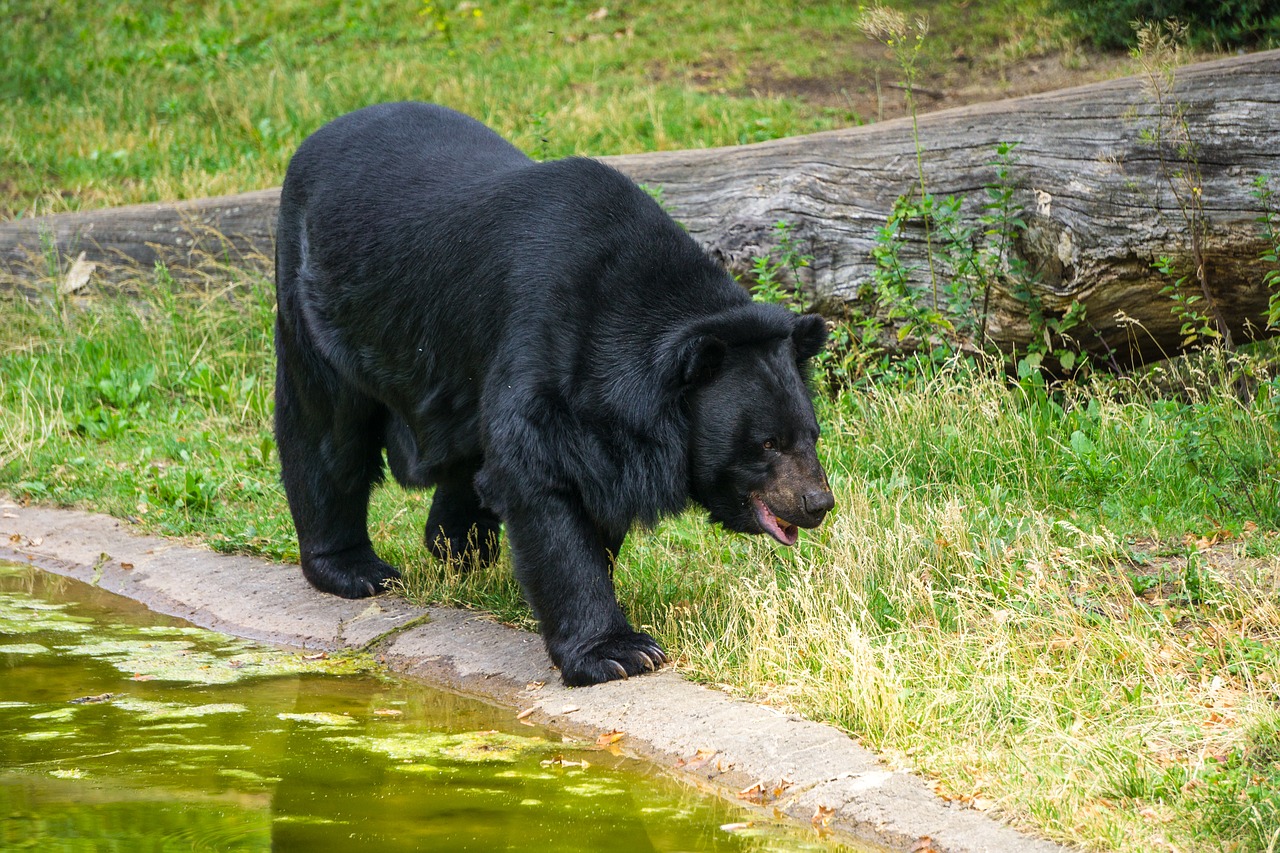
[763, 438, 777, 451]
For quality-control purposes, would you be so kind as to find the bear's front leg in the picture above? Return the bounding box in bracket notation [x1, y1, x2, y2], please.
[503, 497, 666, 686]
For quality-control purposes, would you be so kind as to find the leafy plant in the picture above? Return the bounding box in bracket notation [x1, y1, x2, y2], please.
[154, 466, 220, 513]
[92, 364, 157, 411]
[1252, 174, 1280, 331]
[1133, 19, 1232, 351]
[1154, 254, 1220, 347]
[859, 5, 942, 308]
[858, 7, 1088, 382]
[76, 406, 135, 440]
[1062, 428, 1123, 501]
[747, 220, 812, 307]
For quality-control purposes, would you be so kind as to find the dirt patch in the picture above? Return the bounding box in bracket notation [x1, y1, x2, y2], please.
[1125, 536, 1280, 602]
[742, 47, 1136, 124]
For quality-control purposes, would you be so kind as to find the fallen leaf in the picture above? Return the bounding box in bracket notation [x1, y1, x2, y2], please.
[676, 748, 716, 770]
[558, 705, 579, 715]
[516, 707, 536, 720]
[586, 6, 608, 20]
[60, 252, 96, 295]
[7, 533, 18, 544]
[594, 729, 624, 748]
[525, 680, 546, 691]
[119, 562, 134, 570]
[812, 804, 836, 827]
[303, 652, 328, 661]
[911, 836, 942, 853]
[373, 708, 402, 717]
[131, 673, 155, 681]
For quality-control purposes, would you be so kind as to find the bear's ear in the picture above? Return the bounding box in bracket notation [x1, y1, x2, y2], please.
[680, 334, 727, 387]
[792, 313, 828, 363]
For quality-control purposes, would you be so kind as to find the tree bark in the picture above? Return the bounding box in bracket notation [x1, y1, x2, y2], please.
[3, 49, 1278, 365]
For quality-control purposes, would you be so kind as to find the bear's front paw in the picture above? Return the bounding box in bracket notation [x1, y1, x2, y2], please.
[557, 631, 668, 687]
[301, 551, 401, 599]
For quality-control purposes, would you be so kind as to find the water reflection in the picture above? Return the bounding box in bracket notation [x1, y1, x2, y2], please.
[0, 563, 848, 852]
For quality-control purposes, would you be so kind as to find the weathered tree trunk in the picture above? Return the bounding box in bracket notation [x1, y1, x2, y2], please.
[0, 189, 281, 285]
[3, 49, 1278, 365]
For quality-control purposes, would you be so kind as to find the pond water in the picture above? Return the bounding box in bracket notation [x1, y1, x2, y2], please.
[0, 561, 854, 852]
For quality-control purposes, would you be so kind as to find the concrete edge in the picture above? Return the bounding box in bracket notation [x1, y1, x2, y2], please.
[1, 499, 1069, 853]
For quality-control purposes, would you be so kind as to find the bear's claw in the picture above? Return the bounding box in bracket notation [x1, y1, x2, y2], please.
[558, 631, 668, 687]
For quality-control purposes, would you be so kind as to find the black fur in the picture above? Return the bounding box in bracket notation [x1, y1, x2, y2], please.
[275, 102, 833, 686]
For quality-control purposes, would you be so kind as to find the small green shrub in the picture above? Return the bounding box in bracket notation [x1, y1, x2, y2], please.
[1049, 0, 1280, 49]
[746, 220, 812, 307]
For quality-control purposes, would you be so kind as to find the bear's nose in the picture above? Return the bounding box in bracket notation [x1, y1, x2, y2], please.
[802, 489, 835, 519]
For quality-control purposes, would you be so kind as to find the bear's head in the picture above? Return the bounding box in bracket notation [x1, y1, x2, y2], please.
[679, 305, 834, 545]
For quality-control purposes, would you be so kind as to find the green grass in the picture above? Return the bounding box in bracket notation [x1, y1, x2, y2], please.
[3, 270, 1278, 852]
[0, 0, 1076, 219]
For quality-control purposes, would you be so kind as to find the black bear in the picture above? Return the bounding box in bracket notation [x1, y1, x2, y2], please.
[275, 102, 834, 686]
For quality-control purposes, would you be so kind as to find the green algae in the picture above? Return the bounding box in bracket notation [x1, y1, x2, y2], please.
[327, 729, 548, 764]
[1, 643, 50, 654]
[0, 592, 95, 634]
[277, 711, 359, 727]
[29, 707, 76, 721]
[56, 636, 379, 685]
[131, 743, 254, 753]
[0, 561, 853, 852]
[112, 697, 249, 719]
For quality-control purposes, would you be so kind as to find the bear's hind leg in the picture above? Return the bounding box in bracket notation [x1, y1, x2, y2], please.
[425, 472, 502, 569]
[274, 324, 400, 599]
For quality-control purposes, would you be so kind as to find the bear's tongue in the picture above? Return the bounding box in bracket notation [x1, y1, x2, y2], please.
[750, 495, 799, 546]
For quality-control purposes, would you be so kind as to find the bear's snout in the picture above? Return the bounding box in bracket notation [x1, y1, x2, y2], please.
[755, 446, 834, 537]
[801, 487, 835, 522]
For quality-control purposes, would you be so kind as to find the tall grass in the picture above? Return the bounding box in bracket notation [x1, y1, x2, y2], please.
[2, 270, 1277, 850]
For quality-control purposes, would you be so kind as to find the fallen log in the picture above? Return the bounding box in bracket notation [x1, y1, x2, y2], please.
[3, 49, 1278, 365]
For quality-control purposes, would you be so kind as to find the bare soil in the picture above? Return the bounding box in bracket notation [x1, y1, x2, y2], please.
[744, 46, 1137, 124]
